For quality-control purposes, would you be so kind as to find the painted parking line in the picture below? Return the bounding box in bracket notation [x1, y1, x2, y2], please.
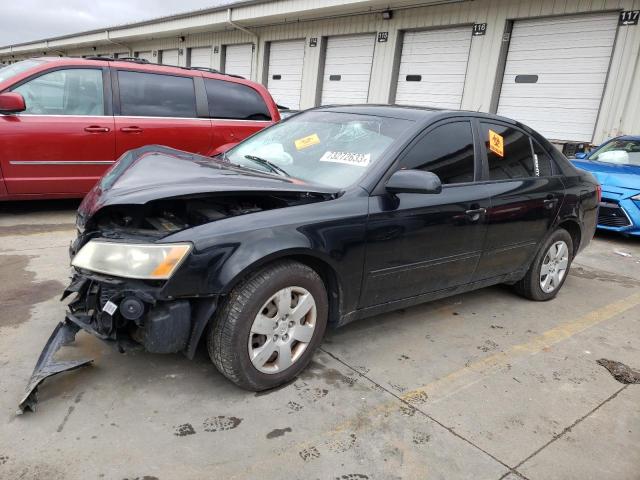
[400, 290, 640, 405]
[324, 290, 640, 437]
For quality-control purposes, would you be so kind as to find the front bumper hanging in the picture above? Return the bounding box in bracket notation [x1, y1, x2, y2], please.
[18, 321, 93, 414]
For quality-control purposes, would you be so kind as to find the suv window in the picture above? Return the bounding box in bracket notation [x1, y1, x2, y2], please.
[13, 68, 104, 115]
[481, 123, 540, 180]
[400, 121, 475, 184]
[204, 78, 271, 120]
[118, 71, 196, 118]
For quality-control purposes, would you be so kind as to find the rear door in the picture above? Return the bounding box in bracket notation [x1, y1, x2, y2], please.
[0, 66, 115, 195]
[113, 69, 212, 156]
[472, 120, 564, 280]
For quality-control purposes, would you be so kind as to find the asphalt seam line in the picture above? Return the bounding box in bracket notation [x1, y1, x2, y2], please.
[320, 347, 529, 479]
[510, 384, 629, 474]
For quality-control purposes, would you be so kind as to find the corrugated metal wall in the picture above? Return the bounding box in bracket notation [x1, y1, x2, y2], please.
[2, 0, 639, 142]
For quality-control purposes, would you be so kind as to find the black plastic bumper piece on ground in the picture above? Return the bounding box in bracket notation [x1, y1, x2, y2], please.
[18, 321, 93, 414]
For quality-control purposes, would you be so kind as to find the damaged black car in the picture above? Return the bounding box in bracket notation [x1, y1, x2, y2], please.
[20, 106, 600, 412]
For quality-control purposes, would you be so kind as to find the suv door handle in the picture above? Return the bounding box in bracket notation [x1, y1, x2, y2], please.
[84, 126, 110, 133]
[465, 207, 487, 222]
[120, 126, 143, 133]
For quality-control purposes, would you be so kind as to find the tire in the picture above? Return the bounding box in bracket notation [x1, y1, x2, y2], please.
[514, 228, 573, 301]
[208, 260, 328, 391]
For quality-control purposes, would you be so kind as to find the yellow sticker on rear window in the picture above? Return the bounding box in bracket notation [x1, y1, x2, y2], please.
[489, 129, 504, 157]
[294, 133, 320, 150]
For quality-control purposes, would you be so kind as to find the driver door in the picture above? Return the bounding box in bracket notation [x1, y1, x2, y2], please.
[1, 67, 114, 195]
[360, 119, 490, 307]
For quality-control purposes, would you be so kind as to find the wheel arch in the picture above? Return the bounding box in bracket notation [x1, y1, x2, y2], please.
[221, 249, 345, 326]
[556, 218, 582, 256]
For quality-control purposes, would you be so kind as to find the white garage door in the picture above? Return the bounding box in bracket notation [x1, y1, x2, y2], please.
[189, 47, 212, 68]
[497, 13, 618, 142]
[267, 39, 305, 109]
[395, 27, 472, 109]
[225, 44, 253, 79]
[161, 49, 179, 66]
[321, 34, 375, 105]
[136, 51, 154, 63]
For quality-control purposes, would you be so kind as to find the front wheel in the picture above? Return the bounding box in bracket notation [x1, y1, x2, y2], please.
[514, 228, 573, 301]
[208, 260, 328, 391]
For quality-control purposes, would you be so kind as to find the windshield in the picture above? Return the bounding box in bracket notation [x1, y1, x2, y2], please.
[224, 111, 413, 189]
[590, 139, 640, 166]
[0, 60, 43, 84]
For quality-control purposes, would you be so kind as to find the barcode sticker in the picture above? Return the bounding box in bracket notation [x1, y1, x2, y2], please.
[103, 300, 118, 316]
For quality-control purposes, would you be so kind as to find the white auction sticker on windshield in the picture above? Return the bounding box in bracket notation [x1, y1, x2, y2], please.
[319, 151, 371, 167]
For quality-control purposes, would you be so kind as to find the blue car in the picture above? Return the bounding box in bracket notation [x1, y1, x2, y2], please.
[572, 136, 640, 236]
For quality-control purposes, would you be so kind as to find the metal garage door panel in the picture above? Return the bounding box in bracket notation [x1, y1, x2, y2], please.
[225, 44, 253, 79]
[190, 47, 212, 68]
[268, 40, 305, 110]
[395, 27, 472, 109]
[321, 34, 375, 105]
[161, 49, 179, 66]
[497, 13, 618, 142]
[136, 51, 154, 63]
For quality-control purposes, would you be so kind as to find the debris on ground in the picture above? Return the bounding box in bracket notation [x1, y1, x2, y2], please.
[613, 250, 632, 258]
[597, 359, 640, 384]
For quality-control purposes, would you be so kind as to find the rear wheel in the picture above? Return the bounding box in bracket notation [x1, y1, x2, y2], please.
[208, 260, 328, 391]
[514, 228, 573, 301]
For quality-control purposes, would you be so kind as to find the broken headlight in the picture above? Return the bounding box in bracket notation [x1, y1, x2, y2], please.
[71, 241, 192, 280]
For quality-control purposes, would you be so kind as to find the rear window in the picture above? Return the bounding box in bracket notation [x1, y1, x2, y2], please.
[204, 78, 271, 120]
[118, 70, 196, 118]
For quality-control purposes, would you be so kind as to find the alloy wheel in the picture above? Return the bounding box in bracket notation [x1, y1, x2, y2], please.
[248, 286, 317, 374]
[539, 240, 569, 293]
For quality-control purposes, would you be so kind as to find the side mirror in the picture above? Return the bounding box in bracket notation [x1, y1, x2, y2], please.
[0, 92, 26, 113]
[574, 152, 588, 159]
[386, 169, 442, 195]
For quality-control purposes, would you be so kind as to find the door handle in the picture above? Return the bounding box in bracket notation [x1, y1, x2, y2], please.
[84, 126, 110, 133]
[120, 126, 143, 133]
[465, 207, 487, 222]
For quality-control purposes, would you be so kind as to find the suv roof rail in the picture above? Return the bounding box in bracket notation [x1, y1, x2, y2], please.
[83, 56, 151, 64]
[187, 66, 221, 74]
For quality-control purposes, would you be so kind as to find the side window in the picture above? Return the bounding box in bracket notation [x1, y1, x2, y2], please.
[118, 71, 196, 118]
[532, 140, 554, 177]
[400, 121, 475, 184]
[481, 122, 537, 180]
[13, 69, 104, 115]
[204, 78, 271, 120]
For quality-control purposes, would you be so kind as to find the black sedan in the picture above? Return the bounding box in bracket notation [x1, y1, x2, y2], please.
[20, 105, 599, 411]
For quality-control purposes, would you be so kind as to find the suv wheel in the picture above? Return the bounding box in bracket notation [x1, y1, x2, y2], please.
[208, 260, 328, 391]
[514, 228, 573, 301]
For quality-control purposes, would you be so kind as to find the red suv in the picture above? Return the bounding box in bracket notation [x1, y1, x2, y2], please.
[0, 57, 280, 200]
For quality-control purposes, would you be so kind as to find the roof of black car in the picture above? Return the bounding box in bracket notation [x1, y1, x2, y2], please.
[314, 104, 508, 123]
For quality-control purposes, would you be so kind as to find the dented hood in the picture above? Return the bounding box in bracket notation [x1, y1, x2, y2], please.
[79, 146, 337, 223]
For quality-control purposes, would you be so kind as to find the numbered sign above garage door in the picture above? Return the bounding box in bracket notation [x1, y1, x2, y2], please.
[321, 34, 376, 105]
[189, 47, 212, 69]
[267, 39, 305, 110]
[224, 44, 253, 79]
[395, 26, 472, 109]
[497, 13, 619, 142]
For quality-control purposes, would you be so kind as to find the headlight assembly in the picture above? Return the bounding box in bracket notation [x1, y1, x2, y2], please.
[631, 194, 640, 201]
[71, 241, 192, 280]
